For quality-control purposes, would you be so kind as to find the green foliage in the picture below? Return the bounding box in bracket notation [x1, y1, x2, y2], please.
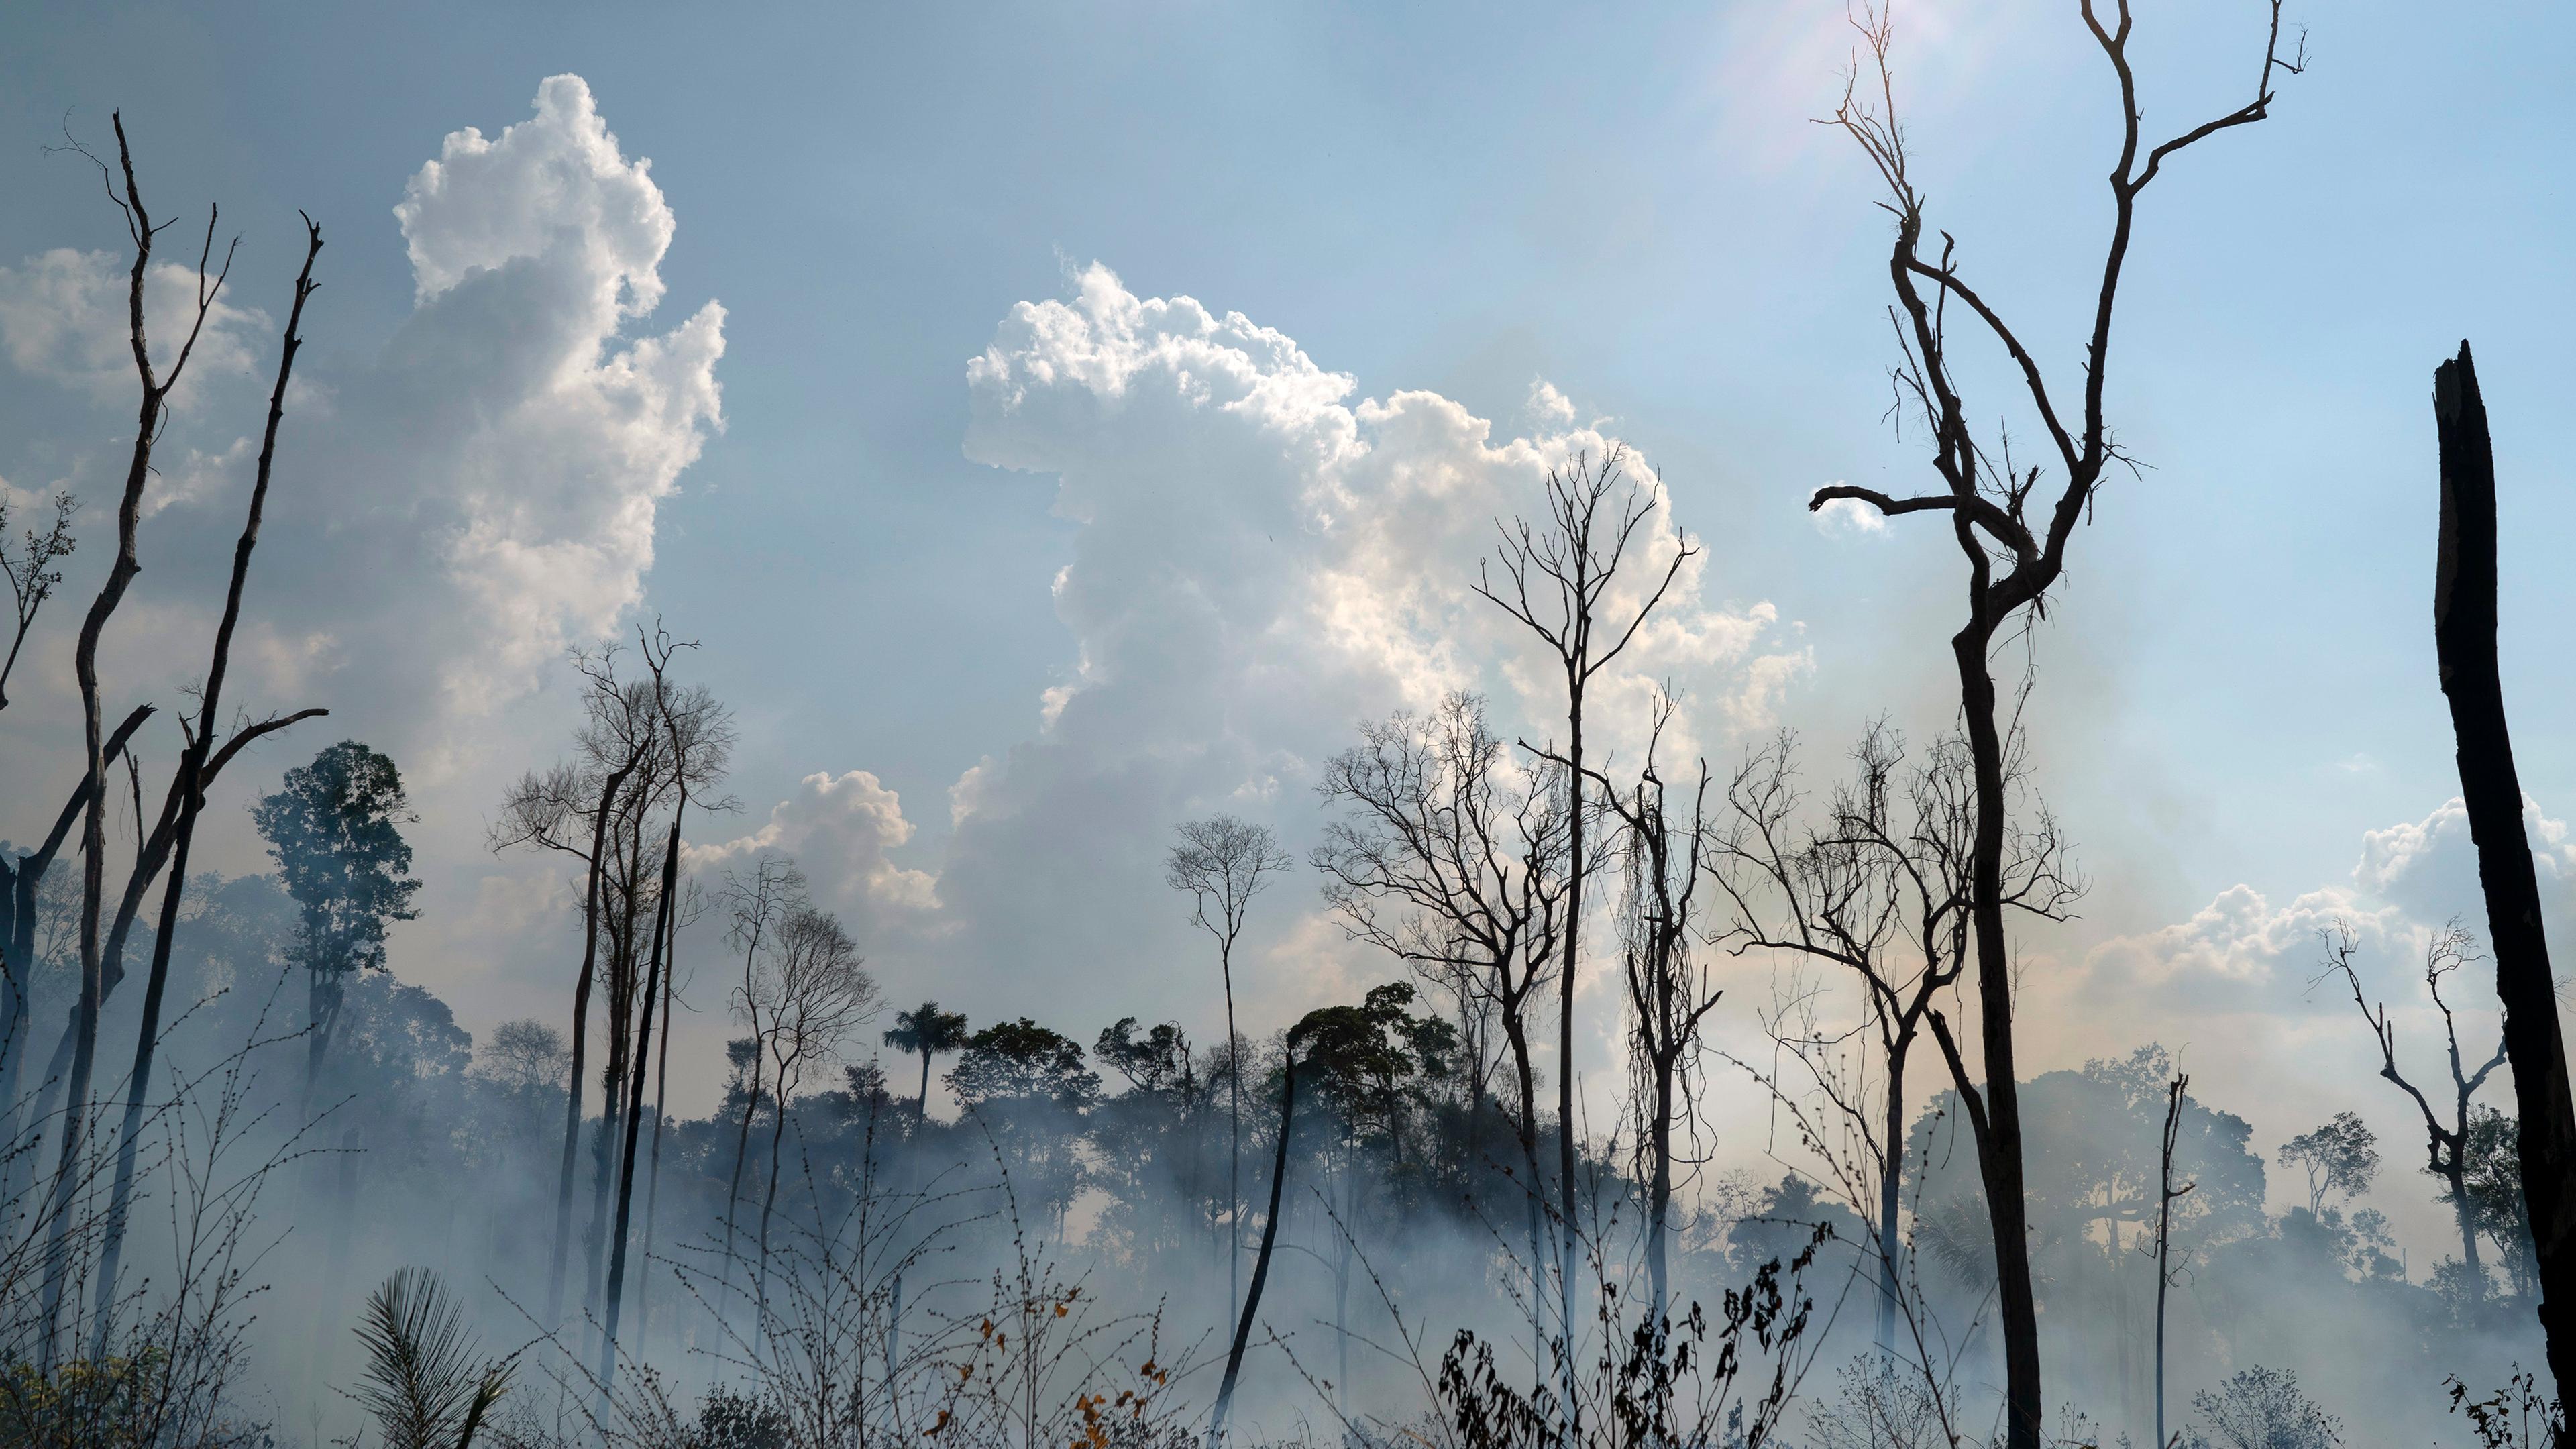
[350, 1266, 512, 1449]
[2278, 1111, 2381, 1218]
[951, 1018, 1101, 1108]
[0, 1348, 173, 1449]
[251, 739, 422, 983]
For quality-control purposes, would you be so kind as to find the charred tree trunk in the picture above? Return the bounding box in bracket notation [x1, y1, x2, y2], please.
[598, 815, 680, 1399]
[1211, 1028, 1303, 1448]
[2431, 341, 2576, 1411]
[1953, 613, 2043, 1447]
[2153, 1073, 2193, 1449]
[89, 219, 323, 1360]
[549, 760, 633, 1330]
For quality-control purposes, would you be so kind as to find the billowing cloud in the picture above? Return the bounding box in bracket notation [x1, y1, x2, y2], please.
[720, 264, 1803, 1038]
[0, 76, 727, 1079]
[690, 770, 940, 951]
[0, 76, 723, 782]
[2082, 794, 2576, 1018]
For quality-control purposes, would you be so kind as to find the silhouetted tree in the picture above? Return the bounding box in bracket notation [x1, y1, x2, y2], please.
[884, 1001, 970, 1124]
[1808, 9, 2299, 1440]
[2321, 918, 2503, 1301]
[252, 741, 423, 1108]
[91, 215, 328, 1358]
[1477, 445, 1695, 1391]
[2431, 339, 2576, 1417]
[2279, 1112, 2381, 1221]
[0, 489, 74, 715]
[1165, 813, 1289, 1330]
[1313, 692, 1571, 1351]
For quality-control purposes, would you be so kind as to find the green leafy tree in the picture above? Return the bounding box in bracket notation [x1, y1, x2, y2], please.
[883, 1000, 971, 1122]
[2279, 1111, 2381, 1218]
[251, 740, 421, 1097]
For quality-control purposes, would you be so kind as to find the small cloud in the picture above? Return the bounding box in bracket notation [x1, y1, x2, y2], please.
[1526, 378, 1577, 426]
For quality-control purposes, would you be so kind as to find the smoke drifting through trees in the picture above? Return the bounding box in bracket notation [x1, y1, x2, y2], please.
[3, 6, 2569, 1449]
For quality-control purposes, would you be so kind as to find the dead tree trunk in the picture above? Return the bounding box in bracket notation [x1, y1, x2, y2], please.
[89, 217, 324, 1359]
[1211, 1025, 1303, 1448]
[598, 814, 679, 1399]
[2432, 341, 2576, 1411]
[549, 759, 633, 1330]
[43, 115, 237, 1368]
[2152, 1073, 2194, 1449]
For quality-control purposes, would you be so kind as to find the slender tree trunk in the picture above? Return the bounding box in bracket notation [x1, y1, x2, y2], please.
[755, 1051, 799, 1340]
[89, 221, 322, 1360]
[1876, 1043, 1908, 1358]
[638, 892, 678, 1352]
[549, 762, 633, 1330]
[1222, 942, 1241, 1336]
[1648, 1047, 1674, 1329]
[1211, 1034, 1300, 1448]
[1557, 682, 1583, 1393]
[599, 817, 679, 1400]
[2431, 341, 2576, 1414]
[1505, 1018, 1548, 1378]
[914, 1048, 932, 1124]
[716, 1040, 763, 1328]
[2153, 1075, 2186, 1449]
[1953, 614, 2043, 1449]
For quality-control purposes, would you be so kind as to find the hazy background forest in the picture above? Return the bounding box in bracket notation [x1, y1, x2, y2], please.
[4, 2, 2576, 1446]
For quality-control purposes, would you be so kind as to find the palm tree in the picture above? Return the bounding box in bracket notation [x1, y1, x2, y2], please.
[883, 1001, 970, 1123]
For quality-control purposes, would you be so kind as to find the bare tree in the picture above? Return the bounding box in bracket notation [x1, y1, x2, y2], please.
[0, 488, 76, 714]
[2430, 340, 2576, 1416]
[1808, 10, 2298, 1441]
[2320, 918, 2504, 1301]
[1711, 722, 2074, 1380]
[2151, 1071, 2195, 1449]
[714, 851, 806, 1330]
[490, 647, 651, 1331]
[39, 115, 247, 1372]
[89, 216, 329, 1358]
[1313, 692, 1570, 1354]
[749, 904, 879, 1328]
[1477, 446, 1695, 1379]
[1164, 813, 1290, 1330]
[1575, 693, 1720, 1326]
[597, 624, 733, 1394]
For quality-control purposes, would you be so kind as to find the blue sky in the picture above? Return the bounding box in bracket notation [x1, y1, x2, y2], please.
[3, 1, 2575, 1252]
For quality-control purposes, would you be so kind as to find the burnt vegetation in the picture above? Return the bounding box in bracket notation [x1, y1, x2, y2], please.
[3, 5, 2572, 1449]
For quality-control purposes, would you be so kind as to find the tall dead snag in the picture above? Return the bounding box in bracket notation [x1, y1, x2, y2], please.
[1566, 694, 1719, 1328]
[598, 623, 732, 1395]
[2151, 1071, 2194, 1449]
[2430, 340, 2576, 1411]
[1210, 1016, 1311, 1449]
[90, 216, 327, 1358]
[1477, 447, 1693, 1391]
[1165, 815, 1291, 1335]
[490, 654, 647, 1331]
[42, 113, 239, 1372]
[1812, 9, 2297, 1443]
